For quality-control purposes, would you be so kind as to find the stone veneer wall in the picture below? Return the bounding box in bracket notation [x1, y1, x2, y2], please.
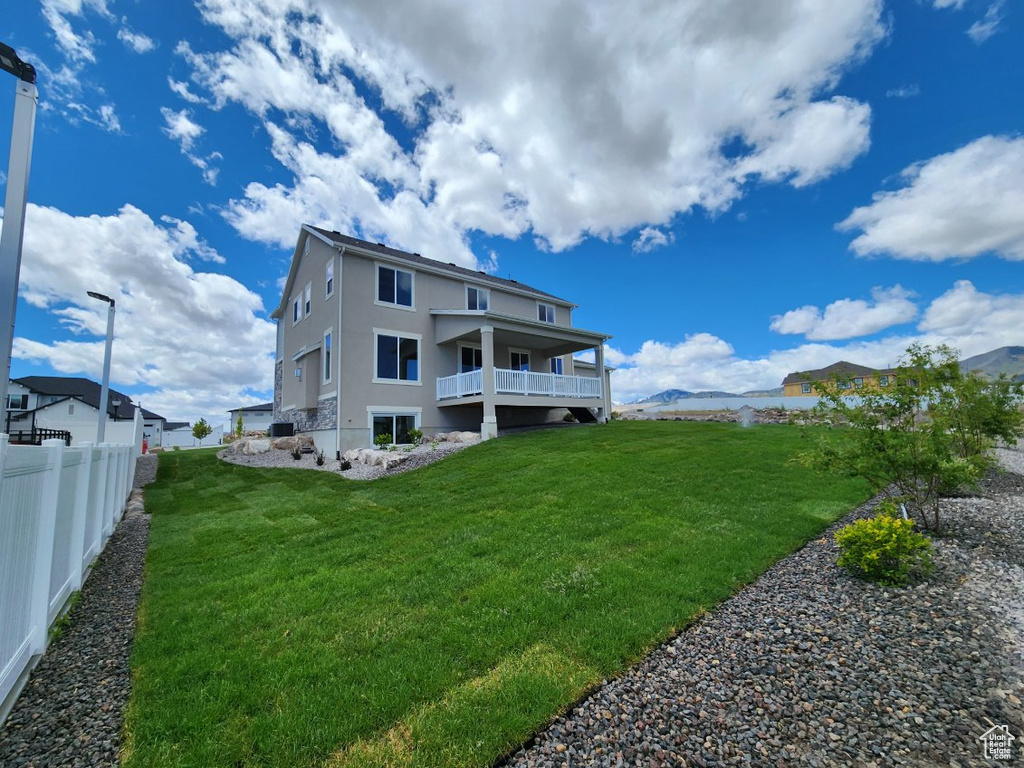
[273, 359, 337, 433]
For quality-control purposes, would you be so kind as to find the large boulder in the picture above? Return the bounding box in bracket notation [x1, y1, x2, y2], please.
[436, 430, 479, 444]
[342, 448, 410, 469]
[270, 434, 315, 452]
[230, 437, 272, 455]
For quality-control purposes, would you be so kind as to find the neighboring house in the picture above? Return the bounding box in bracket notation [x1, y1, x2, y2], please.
[6, 376, 166, 446]
[271, 227, 613, 456]
[227, 402, 274, 434]
[781, 361, 898, 396]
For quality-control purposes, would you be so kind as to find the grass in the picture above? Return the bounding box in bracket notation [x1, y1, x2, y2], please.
[122, 421, 869, 767]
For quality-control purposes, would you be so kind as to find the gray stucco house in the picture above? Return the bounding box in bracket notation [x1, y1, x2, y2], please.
[271, 227, 613, 456]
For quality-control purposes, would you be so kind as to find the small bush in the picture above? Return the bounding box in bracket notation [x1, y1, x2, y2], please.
[407, 427, 423, 445]
[290, 447, 302, 461]
[835, 506, 933, 587]
[374, 433, 392, 450]
[563, 412, 578, 422]
[339, 459, 352, 471]
[173, 446, 181, 452]
[314, 448, 325, 466]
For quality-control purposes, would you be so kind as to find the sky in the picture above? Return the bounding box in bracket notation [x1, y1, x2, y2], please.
[1, 0, 1022, 423]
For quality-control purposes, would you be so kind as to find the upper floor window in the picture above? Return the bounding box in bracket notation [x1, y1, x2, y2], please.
[537, 303, 555, 324]
[377, 265, 414, 308]
[326, 260, 335, 299]
[853, 377, 864, 389]
[467, 286, 489, 311]
[292, 296, 301, 325]
[304, 283, 312, 317]
[801, 382, 812, 394]
[6, 394, 28, 410]
[550, 357, 563, 375]
[511, 350, 530, 371]
[838, 379, 852, 390]
[879, 375, 890, 387]
[375, 331, 420, 382]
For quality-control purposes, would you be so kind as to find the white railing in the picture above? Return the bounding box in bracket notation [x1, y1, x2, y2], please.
[438, 368, 602, 399]
[0, 413, 141, 720]
[436, 369, 483, 399]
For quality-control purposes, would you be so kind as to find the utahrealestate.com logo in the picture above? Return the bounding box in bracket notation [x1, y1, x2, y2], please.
[979, 723, 1016, 761]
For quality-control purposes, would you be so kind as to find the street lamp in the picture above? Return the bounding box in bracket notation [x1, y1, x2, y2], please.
[87, 291, 115, 443]
[0, 42, 38, 424]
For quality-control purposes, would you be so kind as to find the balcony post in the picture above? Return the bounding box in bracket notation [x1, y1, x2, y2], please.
[595, 344, 608, 422]
[480, 326, 497, 440]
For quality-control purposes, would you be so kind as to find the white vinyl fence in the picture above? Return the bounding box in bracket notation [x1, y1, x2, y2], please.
[0, 411, 141, 719]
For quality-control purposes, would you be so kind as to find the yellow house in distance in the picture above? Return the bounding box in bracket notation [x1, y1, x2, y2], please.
[782, 360, 898, 397]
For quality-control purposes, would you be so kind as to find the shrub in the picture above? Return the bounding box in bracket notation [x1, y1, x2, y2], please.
[374, 432, 392, 450]
[563, 411, 578, 422]
[834, 506, 933, 586]
[314, 448, 325, 466]
[290, 446, 302, 460]
[339, 459, 352, 471]
[407, 427, 423, 445]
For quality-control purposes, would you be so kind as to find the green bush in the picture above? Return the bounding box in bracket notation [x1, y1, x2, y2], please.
[407, 427, 423, 445]
[374, 432, 392, 450]
[835, 506, 933, 586]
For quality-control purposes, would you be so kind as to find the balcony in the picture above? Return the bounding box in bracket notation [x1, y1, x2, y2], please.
[437, 368, 602, 400]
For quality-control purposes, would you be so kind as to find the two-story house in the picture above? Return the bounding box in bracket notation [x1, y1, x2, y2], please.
[271, 227, 613, 456]
[781, 361, 898, 396]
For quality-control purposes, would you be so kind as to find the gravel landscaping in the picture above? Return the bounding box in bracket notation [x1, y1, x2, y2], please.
[503, 445, 1024, 768]
[217, 439, 474, 480]
[0, 455, 156, 768]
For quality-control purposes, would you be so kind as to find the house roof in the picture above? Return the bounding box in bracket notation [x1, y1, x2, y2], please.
[13, 376, 165, 421]
[165, 421, 191, 431]
[781, 361, 892, 386]
[230, 402, 273, 413]
[272, 226, 573, 319]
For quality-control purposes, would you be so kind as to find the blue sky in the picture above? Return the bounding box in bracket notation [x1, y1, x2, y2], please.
[1, 0, 1022, 423]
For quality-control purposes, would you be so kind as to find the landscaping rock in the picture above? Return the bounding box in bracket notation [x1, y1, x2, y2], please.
[269, 434, 314, 452]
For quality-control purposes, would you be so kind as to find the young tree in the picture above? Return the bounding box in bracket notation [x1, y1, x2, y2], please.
[192, 417, 213, 446]
[802, 344, 1024, 532]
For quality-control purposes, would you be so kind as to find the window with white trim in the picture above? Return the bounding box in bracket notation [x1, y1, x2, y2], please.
[377, 265, 414, 308]
[326, 259, 334, 298]
[375, 332, 420, 382]
[467, 285, 489, 311]
[292, 296, 301, 324]
[537, 303, 555, 324]
[6, 394, 28, 410]
[853, 377, 864, 389]
[801, 382, 812, 394]
[511, 350, 530, 371]
[372, 413, 418, 445]
[460, 345, 482, 372]
[550, 357, 563, 375]
[304, 282, 312, 317]
[879, 375, 890, 387]
[323, 329, 333, 383]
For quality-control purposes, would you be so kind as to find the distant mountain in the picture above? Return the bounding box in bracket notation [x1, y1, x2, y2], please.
[959, 346, 1024, 381]
[633, 388, 743, 404]
[741, 386, 784, 396]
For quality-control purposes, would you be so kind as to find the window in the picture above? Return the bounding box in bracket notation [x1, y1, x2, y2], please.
[372, 413, 418, 445]
[853, 377, 864, 389]
[511, 350, 530, 371]
[838, 379, 852, 390]
[537, 303, 555, 324]
[550, 357, 563, 375]
[304, 282, 312, 317]
[375, 332, 420, 382]
[326, 259, 334, 298]
[879, 375, 890, 387]
[377, 265, 414, 308]
[292, 296, 301, 324]
[801, 382, 812, 394]
[68, 403, 74, 415]
[323, 330, 333, 383]
[460, 345, 482, 373]
[6, 394, 28, 410]
[467, 286, 489, 311]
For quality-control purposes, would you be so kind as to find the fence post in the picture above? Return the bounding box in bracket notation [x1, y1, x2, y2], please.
[69, 442, 92, 591]
[29, 439, 63, 655]
[97, 444, 112, 542]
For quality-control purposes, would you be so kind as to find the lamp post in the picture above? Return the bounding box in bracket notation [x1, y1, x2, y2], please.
[0, 42, 38, 421]
[87, 291, 115, 443]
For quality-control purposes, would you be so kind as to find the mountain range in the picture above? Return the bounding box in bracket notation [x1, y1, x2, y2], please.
[630, 346, 1023, 404]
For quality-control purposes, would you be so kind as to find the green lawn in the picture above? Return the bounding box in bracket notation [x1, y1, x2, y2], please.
[123, 421, 868, 767]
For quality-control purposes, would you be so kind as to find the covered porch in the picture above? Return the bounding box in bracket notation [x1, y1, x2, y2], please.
[431, 310, 612, 440]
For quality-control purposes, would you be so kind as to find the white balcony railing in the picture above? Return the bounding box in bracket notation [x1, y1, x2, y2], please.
[437, 368, 602, 400]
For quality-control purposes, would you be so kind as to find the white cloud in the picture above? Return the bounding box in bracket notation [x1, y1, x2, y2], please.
[175, 0, 885, 264]
[609, 281, 1023, 402]
[41, 0, 112, 63]
[632, 227, 674, 254]
[886, 84, 920, 99]
[64, 101, 122, 133]
[967, 1, 1004, 43]
[3, 204, 275, 423]
[160, 107, 222, 186]
[770, 285, 918, 340]
[168, 77, 207, 104]
[117, 23, 157, 53]
[839, 135, 1024, 261]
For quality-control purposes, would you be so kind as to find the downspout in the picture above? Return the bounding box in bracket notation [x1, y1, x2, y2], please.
[335, 245, 345, 460]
